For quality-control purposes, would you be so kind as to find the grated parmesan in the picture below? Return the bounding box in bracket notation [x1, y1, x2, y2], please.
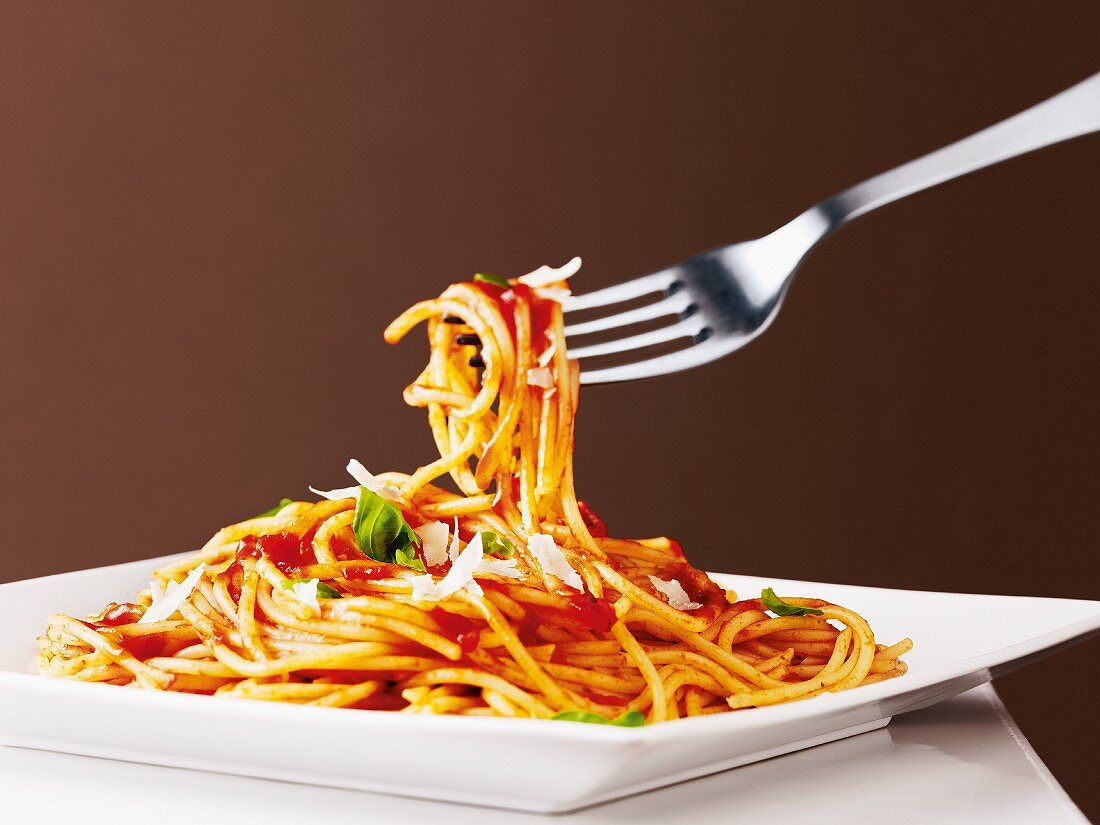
[528, 534, 584, 592]
[531, 286, 571, 304]
[284, 578, 323, 615]
[309, 458, 402, 502]
[414, 521, 450, 567]
[538, 341, 556, 367]
[476, 554, 523, 579]
[519, 256, 582, 288]
[409, 532, 485, 602]
[647, 575, 702, 611]
[526, 366, 554, 388]
[446, 517, 462, 561]
[140, 563, 206, 624]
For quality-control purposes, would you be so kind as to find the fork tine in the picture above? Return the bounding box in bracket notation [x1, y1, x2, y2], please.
[579, 338, 730, 385]
[561, 270, 680, 313]
[563, 291, 693, 337]
[566, 317, 705, 361]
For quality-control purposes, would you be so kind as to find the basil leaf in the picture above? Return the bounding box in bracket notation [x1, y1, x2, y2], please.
[608, 710, 645, 727]
[552, 710, 645, 727]
[552, 710, 604, 724]
[254, 498, 294, 519]
[473, 272, 510, 289]
[352, 487, 421, 563]
[280, 579, 342, 599]
[480, 531, 515, 558]
[760, 587, 824, 617]
[394, 545, 427, 572]
[315, 581, 342, 599]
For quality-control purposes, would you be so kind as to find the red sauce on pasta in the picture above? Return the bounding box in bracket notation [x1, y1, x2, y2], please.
[120, 635, 162, 660]
[577, 501, 608, 537]
[429, 607, 482, 653]
[88, 602, 144, 628]
[528, 593, 616, 635]
[583, 690, 630, 706]
[233, 531, 318, 577]
[483, 581, 615, 638]
[471, 282, 554, 345]
[328, 533, 362, 563]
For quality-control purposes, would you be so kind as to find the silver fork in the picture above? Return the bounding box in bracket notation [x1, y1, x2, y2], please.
[565, 72, 1100, 385]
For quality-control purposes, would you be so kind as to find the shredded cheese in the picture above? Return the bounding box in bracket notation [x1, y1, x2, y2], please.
[285, 578, 323, 615]
[531, 285, 571, 304]
[309, 458, 402, 502]
[476, 555, 523, 579]
[140, 563, 206, 624]
[409, 533, 485, 602]
[528, 534, 584, 592]
[308, 484, 358, 501]
[537, 342, 556, 367]
[519, 256, 582, 288]
[647, 575, 702, 611]
[446, 517, 462, 561]
[414, 521, 450, 567]
[526, 366, 554, 388]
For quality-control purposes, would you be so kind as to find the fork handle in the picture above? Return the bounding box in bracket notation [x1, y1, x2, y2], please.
[819, 71, 1100, 226]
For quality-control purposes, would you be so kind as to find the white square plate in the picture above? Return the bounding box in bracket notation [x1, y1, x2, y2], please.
[1, 554, 1097, 813]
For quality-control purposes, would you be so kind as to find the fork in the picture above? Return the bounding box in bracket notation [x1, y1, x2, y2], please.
[564, 71, 1100, 385]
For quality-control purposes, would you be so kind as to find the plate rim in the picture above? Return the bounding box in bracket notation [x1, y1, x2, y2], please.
[3, 554, 1099, 744]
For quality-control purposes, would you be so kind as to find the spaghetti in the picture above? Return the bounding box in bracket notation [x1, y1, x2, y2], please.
[37, 260, 910, 722]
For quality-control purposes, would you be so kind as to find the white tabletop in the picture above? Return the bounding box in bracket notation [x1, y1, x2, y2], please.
[0, 684, 1083, 824]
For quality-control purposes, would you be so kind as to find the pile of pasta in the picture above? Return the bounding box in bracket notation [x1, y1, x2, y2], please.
[38, 260, 910, 722]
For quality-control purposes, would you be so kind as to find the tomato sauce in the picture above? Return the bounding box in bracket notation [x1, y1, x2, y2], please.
[328, 532, 363, 563]
[120, 634, 163, 660]
[83, 602, 164, 659]
[470, 281, 554, 345]
[88, 602, 144, 628]
[352, 690, 409, 712]
[513, 607, 542, 645]
[225, 531, 317, 599]
[429, 607, 482, 653]
[526, 593, 616, 635]
[577, 501, 608, 537]
[229, 530, 318, 583]
[582, 690, 630, 707]
[481, 579, 616, 641]
[235, 531, 316, 574]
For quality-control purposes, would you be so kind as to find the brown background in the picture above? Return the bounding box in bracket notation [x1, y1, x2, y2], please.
[2, 1, 1098, 817]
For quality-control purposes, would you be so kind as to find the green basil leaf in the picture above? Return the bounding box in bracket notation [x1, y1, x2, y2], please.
[315, 581, 343, 599]
[608, 710, 645, 727]
[473, 272, 510, 289]
[394, 545, 427, 572]
[760, 587, 824, 617]
[352, 487, 421, 563]
[479, 531, 515, 558]
[280, 579, 342, 599]
[254, 498, 294, 519]
[551, 710, 645, 727]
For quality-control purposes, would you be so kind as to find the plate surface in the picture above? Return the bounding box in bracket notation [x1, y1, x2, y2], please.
[1, 555, 1097, 813]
